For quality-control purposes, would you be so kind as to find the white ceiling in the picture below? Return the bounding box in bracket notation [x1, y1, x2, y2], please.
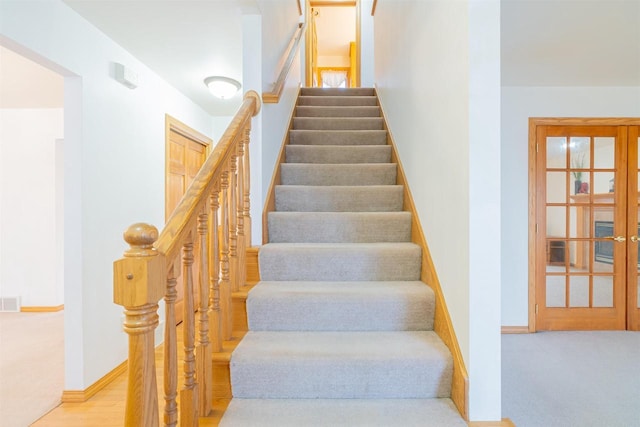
[501, 0, 640, 86]
[63, 0, 244, 116]
[6, 1, 636, 115]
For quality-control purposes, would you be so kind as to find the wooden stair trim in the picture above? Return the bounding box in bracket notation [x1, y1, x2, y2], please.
[468, 419, 516, 427]
[501, 326, 530, 334]
[20, 304, 64, 312]
[213, 332, 246, 400]
[232, 282, 256, 333]
[61, 359, 128, 403]
[378, 90, 470, 421]
[246, 246, 260, 283]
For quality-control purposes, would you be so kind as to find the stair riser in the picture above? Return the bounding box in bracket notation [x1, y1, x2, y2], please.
[232, 361, 452, 399]
[296, 106, 380, 117]
[293, 117, 384, 131]
[281, 164, 396, 186]
[219, 399, 468, 427]
[247, 282, 435, 331]
[285, 146, 391, 164]
[259, 245, 422, 281]
[289, 130, 387, 146]
[275, 186, 404, 212]
[268, 212, 411, 243]
[300, 88, 375, 96]
[297, 96, 378, 106]
[230, 331, 452, 399]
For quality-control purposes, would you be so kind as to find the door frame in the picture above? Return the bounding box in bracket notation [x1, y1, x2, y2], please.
[305, 0, 360, 87]
[529, 118, 640, 332]
[164, 114, 212, 221]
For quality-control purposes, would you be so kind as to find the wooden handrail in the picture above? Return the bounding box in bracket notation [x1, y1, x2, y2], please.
[262, 23, 305, 104]
[113, 90, 260, 426]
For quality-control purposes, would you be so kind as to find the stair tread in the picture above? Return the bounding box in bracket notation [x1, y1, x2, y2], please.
[268, 211, 412, 243]
[297, 96, 379, 107]
[247, 281, 435, 331]
[296, 105, 380, 117]
[293, 117, 384, 130]
[219, 398, 467, 427]
[280, 163, 397, 186]
[289, 129, 387, 145]
[300, 88, 375, 96]
[260, 241, 421, 249]
[275, 185, 404, 212]
[234, 330, 449, 360]
[259, 242, 422, 282]
[286, 145, 391, 163]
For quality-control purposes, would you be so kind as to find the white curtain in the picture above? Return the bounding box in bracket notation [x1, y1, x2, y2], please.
[321, 70, 347, 88]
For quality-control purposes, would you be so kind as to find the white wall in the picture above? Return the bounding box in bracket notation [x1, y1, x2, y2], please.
[501, 86, 640, 326]
[375, 0, 501, 421]
[318, 55, 349, 68]
[0, 0, 214, 390]
[260, 0, 301, 91]
[359, 0, 375, 87]
[242, 11, 264, 246]
[0, 109, 63, 306]
[259, 0, 302, 217]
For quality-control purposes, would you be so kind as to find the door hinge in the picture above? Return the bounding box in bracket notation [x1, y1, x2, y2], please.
[535, 304, 539, 314]
[536, 224, 538, 233]
[536, 143, 539, 153]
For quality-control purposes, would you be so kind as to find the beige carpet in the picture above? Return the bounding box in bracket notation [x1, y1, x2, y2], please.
[0, 311, 64, 427]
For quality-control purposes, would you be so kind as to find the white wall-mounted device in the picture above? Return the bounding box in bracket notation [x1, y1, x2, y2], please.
[114, 62, 138, 89]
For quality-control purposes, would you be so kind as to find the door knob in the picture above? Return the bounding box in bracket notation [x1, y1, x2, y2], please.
[603, 236, 626, 242]
[631, 236, 638, 243]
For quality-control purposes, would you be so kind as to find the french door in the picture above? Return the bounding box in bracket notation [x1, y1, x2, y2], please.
[533, 121, 640, 331]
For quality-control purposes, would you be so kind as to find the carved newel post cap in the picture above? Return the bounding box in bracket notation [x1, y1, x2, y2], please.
[123, 223, 159, 257]
[244, 90, 262, 116]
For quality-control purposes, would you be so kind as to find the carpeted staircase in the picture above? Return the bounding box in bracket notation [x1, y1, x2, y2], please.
[219, 88, 466, 426]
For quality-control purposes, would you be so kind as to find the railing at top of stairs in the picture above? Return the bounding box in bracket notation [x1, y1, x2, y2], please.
[113, 91, 261, 426]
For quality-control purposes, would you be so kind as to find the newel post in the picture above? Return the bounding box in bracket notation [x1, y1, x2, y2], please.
[114, 223, 166, 427]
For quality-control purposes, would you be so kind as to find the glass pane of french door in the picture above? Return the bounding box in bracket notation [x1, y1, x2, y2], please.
[537, 125, 627, 330]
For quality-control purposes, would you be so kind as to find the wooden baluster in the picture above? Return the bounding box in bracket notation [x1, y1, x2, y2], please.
[236, 137, 247, 290]
[219, 171, 232, 340]
[196, 212, 213, 416]
[113, 223, 164, 427]
[164, 269, 178, 427]
[209, 186, 222, 352]
[180, 241, 198, 426]
[243, 126, 252, 248]
[228, 153, 239, 292]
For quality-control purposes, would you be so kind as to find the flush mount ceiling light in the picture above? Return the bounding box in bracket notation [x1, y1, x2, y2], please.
[204, 76, 241, 99]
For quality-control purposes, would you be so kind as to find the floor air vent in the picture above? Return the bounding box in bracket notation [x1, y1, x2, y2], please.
[0, 297, 21, 312]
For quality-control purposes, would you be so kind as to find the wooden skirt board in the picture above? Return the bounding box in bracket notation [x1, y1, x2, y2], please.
[530, 119, 640, 331]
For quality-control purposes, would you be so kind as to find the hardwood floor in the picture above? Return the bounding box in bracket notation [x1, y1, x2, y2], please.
[34, 323, 230, 426]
